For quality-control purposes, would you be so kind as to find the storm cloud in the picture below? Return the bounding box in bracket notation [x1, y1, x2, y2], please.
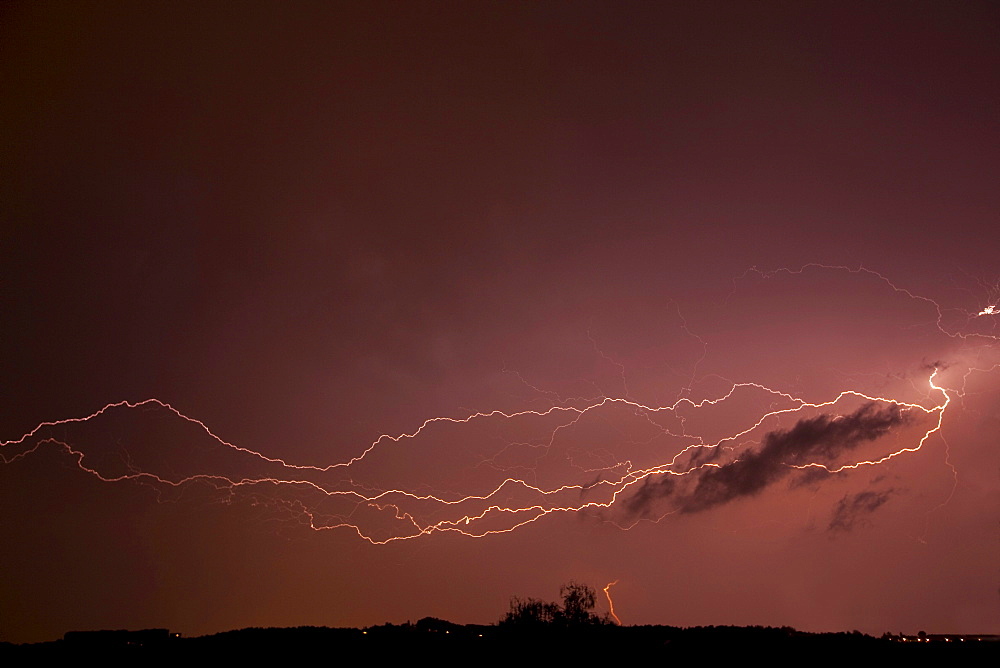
[828, 489, 896, 532]
[625, 402, 910, 517]
[679, 402, 909, 513]
[624, 474, 676, 519]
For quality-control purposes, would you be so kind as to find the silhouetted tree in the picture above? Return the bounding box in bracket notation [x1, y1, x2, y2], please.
[501, 596, 562, 627]
[500, 582, 610, 628]
[560, 581, 599, 626]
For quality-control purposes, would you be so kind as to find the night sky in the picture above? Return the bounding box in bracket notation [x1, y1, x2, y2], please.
[3, 1, 999, 643]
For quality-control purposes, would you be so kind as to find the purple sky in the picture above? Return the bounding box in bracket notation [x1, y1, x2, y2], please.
[2, 1, 999, 643]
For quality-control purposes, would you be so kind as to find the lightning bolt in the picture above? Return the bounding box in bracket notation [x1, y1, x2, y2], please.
[603, 580, 622, 625]
[2, 265, 996, 545]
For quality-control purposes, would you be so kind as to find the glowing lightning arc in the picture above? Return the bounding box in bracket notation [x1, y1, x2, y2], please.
[0, 264, 994, 546]
[603, 580, 622, 625]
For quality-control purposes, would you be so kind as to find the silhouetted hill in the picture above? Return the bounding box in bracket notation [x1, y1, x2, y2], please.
[3, 623, 997, 659]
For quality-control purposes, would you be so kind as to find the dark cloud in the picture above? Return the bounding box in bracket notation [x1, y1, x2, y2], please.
[828, 489, 895, 532]
[684, 441, 726, 467]
[624, 474, 676, 518]
[624, 403, 910, 517]
[921, 359, 948, 372]
[680, 402, 908, 513]
[791, 466, 835, 488]
[579, 473, 604, 497]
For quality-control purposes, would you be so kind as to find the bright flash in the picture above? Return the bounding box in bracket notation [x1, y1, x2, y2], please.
[978, 305, 997, 316]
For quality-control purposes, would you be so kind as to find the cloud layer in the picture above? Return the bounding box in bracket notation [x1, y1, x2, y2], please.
[627, 402, 910, 517]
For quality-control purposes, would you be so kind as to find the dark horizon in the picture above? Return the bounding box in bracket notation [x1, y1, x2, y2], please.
[10, 618, 1000, 652]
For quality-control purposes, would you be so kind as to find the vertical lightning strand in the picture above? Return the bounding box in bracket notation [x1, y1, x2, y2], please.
[603, 580, 622, 625]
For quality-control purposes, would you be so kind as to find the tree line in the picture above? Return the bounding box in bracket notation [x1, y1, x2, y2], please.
[500, 581, 613, 628]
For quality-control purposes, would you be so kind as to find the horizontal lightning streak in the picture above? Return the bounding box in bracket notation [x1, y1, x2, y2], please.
[2, 264, 994, 545]
[0, 377, 950, 545]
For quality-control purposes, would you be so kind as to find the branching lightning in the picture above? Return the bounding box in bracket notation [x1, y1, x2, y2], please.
[3, 265, 997, 546]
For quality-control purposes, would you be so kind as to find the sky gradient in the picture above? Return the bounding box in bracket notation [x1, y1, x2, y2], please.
[2, 1, 999, 643]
